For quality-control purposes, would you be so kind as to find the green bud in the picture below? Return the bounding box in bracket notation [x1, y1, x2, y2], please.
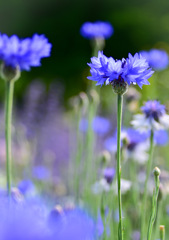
[89, 89, 100, 105]
[0, 63, 20, 82]
[100, 150, 111, 165]
[153, 167, 161, 177]
[79, 92, 89, 112]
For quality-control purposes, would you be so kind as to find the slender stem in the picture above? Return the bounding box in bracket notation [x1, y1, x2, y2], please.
[141, 130, 154, 240]
[160, 225, 165, 240]
[117, 94, 123, 240]
[5, 80, 14, 196]
[147, 170, 160, 240]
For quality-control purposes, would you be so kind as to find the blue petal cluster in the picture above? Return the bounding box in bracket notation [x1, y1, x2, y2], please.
[88, 51, 154, 88]
[79, 116, 110, 135]
[140, 49, 169, 71]
[141, 100, 166, 121]
[0, 33, 52, 70]
[80, 21, 113, 39]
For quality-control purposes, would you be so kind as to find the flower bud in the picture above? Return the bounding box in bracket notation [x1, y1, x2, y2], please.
[100, 150, 111, 165]
[0, 63, 20, 82]
[79, 92, 89, 112]
[11, 187, 24, 203]
[89, 89, 100, 105]
[153, 167, 161, 177]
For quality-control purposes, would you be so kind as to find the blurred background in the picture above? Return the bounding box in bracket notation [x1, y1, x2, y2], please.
[0, 0, 169, 101]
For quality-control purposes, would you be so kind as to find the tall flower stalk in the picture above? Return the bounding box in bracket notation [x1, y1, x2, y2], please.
[87, 50, 153, 239]
[141, 130, 154, 240]
[0, 33, 51, 196]
[5, 79, 15, 195]
[117, 94, 123, 240]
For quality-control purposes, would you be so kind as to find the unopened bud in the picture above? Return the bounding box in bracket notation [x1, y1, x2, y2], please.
[153, 167, 161, 177]
[1, 63, 20, 82]
[79, 92, 89, 112]
[89, 89, 99, 105]
[11, 187, 24, 203]
[48, 205, 64, 227]
[100, 150, 111, 165]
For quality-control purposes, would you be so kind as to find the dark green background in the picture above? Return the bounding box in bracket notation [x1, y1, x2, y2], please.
[0, 0, 169, 101]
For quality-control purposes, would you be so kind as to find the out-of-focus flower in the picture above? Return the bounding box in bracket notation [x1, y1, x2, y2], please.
[154, 129, 168, 145]
[0, 33, 52, 71]
[103, 168, 116, 184]
[18, 180, 36, 196]
[80, 21, 113, 39]
[131, 100, 169, 131]
[88, 51, 154, 88]
[49, 208, 96, 240]
[140, 49, 169, 71]
[79, 116, 110, 135]
[105, 128, 149, 163]
[32, 166, 50, 180]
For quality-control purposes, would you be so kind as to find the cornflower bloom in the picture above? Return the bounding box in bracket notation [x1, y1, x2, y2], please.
[80, 21, 113, 39]
[87, 51, 153, 240]
[140, 49, 169, 71]
[88, 51, 154, 90]
[0, 33, 52, 196]
[131, 100, 169, 131]
[80, 21, 113, 55]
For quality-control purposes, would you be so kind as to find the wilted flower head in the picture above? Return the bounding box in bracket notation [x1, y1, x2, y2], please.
[88, 51, 154, 90]
[80, 21, 113, 39]
[132, 100, 169, 131]
[0, 33, 52, 71]
[140, 49, 169, 71]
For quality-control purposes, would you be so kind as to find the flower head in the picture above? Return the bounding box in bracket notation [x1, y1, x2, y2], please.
[131, 100, 169, 131]
[0, 33, 52, 71]
[103, 168, 115, 184]
[88, 51, 154, 89]
[79, 116, 110, 135]
[140, 49, 169, 71]
[80, 21, 113, 39]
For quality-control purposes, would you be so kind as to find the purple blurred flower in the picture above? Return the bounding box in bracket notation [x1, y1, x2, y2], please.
[88, 51, 154, 88]
[50, 208, 96, 240]
[18, 180, 35, 195]
[132, 100, 169, 131]
[0, 33, 52, 70]
[154, 130, 168, 145]
[140, 49, 169, 71]
[80, 21, 113, 39]
[33, 166, 50, 180]
[79, 116, 110, 135]
[103, 168, 115, 184]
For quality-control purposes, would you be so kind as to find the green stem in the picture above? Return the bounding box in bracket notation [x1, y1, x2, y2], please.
[141, 130, 154, 240]
[117, 94, 123, 240]
[147, 169, 160, 240]
[5, 80, 14, 196]
[160, 225, 165, 240]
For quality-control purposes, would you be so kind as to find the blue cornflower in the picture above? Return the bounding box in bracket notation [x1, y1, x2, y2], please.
[104, 128, 149, 163]
[132, 100, 169, 131]
[18, 180, 35, 195]
[103, 168, 116, 184]
[154, 130, 168, 145]
[80, 21, 113, 39]
[0, 33, 52, 71]
[50, 208, 96, 240]
[140, 49, 169, 71]
[88, 51, 154, 89]
[79, 116, 110, 135]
